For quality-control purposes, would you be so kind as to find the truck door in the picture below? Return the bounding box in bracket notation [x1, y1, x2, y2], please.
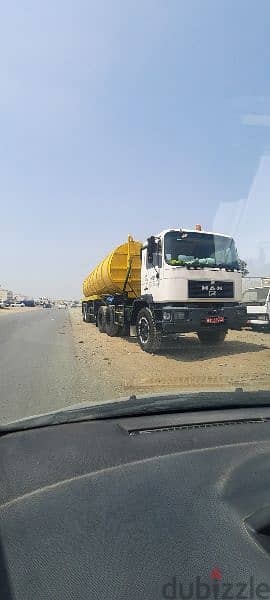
[141, 239, 161, 297]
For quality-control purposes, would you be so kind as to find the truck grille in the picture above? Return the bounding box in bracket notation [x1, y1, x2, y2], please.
[188, 280, 234, 299]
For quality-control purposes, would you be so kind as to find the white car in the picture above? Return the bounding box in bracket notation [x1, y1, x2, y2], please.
[57, 304, 67, 309]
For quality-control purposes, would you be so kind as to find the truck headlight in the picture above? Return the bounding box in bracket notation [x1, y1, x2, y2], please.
[163, 311, 171, 321]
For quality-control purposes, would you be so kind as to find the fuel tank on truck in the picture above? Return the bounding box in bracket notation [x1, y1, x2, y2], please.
[83, 235, 142, 299]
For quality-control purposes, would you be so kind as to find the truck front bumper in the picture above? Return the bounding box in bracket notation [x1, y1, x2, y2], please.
[246, 315, 269, 328]
[160, 305, 247, 335]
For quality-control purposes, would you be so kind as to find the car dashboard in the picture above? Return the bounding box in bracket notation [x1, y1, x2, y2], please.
[1, 405, 270, 598]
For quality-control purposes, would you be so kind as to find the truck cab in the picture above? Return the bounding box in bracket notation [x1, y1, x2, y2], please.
[242, 286, 270, 330]
[141, 228, 242, 304]
[133, 227, 246, 350]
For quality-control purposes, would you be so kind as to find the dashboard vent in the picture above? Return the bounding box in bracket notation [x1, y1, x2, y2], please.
[128, 418, 269, 436]
[246, 508, 270, 555]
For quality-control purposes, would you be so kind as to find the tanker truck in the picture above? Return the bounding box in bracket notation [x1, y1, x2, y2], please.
[82, 227, 247, 353]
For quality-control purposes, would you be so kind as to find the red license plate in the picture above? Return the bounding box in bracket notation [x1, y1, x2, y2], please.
[205, 316, 225, 324]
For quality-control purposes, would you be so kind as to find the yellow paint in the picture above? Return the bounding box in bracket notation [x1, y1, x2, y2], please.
[83, 235, 142, 299]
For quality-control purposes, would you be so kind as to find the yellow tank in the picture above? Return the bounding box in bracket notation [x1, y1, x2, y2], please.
[83, 235, 142, 299]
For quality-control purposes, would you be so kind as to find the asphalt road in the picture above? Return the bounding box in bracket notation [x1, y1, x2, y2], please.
[0, 308, 83, 423]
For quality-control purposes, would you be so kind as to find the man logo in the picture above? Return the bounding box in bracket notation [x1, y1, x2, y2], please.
[201, 282, 223, 297]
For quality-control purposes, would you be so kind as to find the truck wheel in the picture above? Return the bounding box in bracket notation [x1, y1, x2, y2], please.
[97, 306, 107, 333]
[105, 306, 119, 337]
[197, 330, 227, 345]
[136, 307, 162, 353]
[83, 305, 91, 323]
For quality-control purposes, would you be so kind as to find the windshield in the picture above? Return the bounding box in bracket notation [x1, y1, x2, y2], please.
[242, 287, 270, 306]
[0, 1, 270, 427]
[164, 232, 239, 269]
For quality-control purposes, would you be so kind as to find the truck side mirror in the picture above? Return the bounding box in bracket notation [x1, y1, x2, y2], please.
[147, 236, 157, 264]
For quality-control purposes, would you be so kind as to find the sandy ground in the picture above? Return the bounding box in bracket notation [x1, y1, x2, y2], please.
[0, 306, 40, 316]
[69, 308, 270, 401]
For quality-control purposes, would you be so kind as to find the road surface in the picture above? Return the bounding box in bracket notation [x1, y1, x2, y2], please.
[0, 308, 83, 423]
[2, 307, 270, 424]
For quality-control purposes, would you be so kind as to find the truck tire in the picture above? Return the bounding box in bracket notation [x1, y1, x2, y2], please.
[197, 330, 227, 345]
[97, 306, 107, 333]
[83, 305, 91, 323]
[136, 307, 162, 353]
[105, 306, 119, 337]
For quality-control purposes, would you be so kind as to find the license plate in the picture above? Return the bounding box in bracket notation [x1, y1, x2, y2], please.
[205, 316, 225, 324]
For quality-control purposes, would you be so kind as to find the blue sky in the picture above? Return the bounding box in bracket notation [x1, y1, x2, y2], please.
[1, 0, 270, 297]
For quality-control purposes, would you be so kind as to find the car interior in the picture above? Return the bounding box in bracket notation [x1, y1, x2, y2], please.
[1, 395, 270, 599]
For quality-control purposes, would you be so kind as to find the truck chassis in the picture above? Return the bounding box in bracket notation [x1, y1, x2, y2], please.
[82, 295, 247, 353]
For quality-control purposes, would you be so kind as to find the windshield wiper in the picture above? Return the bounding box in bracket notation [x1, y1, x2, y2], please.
[1, 390, 270, 434]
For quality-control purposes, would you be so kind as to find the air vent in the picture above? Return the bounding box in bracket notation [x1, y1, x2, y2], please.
[128, 418, 268, 436]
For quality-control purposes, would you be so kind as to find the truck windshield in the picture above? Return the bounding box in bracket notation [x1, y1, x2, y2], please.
[242, 287, 270, 306]
[164, 231, 240, 269]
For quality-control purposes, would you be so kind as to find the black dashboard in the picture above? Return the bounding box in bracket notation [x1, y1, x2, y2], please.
[1, 404, 270, 599]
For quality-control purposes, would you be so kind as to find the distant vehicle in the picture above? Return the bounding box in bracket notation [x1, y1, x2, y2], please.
[23, 300, 35, 307]
[43, 302, 52, 309]
[0, 302, 10, 309]
[70, 302, 79, 308]
[57, 303, 67, 309]
[242, 283, 270, 330]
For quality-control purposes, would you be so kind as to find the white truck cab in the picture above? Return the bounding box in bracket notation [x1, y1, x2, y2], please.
[242, 284, 270, 330]
[141, 227, 242, 303]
